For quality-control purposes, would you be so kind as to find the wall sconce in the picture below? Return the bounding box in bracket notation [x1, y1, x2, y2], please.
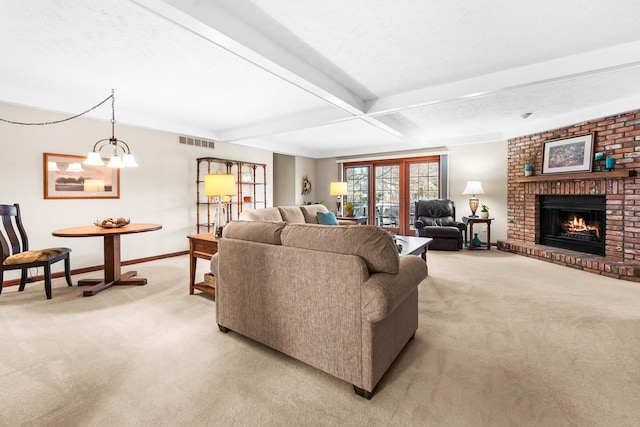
[462, 181, 485, 217]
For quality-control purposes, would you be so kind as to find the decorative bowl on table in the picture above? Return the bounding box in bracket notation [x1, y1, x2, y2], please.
[94, 217, 130, 228]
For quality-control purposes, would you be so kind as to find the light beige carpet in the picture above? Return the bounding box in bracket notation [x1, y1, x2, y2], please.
[1, 250, 639, 426]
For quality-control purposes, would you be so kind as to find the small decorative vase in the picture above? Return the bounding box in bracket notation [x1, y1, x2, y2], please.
[472, 233, 482, 246]
[480, 211, 489, 218]
[524, 164, 533, 176]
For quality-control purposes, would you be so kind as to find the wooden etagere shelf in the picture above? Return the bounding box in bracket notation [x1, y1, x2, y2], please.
[514, 170, 637, 183]
[196, 157, 267, 233]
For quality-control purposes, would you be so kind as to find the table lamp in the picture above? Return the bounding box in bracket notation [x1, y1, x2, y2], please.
[204, 173, 237, 237]
[462, 180, 485, 217]
[329, 181, 348, 216]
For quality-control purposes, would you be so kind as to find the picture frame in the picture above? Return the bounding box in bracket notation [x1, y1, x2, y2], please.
[43, 152, 120, 199]
[542, 134, 594, 174]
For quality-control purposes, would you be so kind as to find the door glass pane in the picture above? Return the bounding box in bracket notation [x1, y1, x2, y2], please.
[375, 165, 400, 229]
[344, 166, 370, 217]
[408, 162, 439, 230]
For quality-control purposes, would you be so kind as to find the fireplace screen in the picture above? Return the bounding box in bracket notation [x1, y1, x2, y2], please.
[539, 195, 605, 256]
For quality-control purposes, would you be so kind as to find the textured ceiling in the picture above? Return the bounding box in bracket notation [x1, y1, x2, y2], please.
[1, 0, 640, 158]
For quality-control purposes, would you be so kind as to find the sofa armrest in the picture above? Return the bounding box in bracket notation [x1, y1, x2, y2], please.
[414, 219, 425, 231]
[210, 252, 219, 277]
[361, 256, 428, 323]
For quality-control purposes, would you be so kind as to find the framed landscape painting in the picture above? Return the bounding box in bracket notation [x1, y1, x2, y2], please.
[542, 134, 594, 174]
[43, 153, 120, 199]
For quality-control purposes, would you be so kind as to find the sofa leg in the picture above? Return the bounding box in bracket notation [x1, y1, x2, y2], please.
[353, 385, 374, 400]
[218, 324, 231, 333]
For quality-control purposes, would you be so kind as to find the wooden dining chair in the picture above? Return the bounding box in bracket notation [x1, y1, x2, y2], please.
[0, 203, 73, 299]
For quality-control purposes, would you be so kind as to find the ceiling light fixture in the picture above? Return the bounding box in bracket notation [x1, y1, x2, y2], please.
[84, 89, 138, 168]
[0, 89, 138, 168]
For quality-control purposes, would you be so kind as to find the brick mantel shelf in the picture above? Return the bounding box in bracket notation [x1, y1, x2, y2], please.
[514, 170, 637, 183]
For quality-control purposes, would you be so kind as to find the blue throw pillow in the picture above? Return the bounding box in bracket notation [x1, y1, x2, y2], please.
[317, 211, 339, 225]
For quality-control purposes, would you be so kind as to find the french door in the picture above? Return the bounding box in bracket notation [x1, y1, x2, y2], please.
[344, 156, 440, 235]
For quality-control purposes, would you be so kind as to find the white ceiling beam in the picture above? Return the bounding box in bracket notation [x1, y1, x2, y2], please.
[131, 0, 365, 116]
[367, 40, 640, 116]
[218, 108, 352, 142]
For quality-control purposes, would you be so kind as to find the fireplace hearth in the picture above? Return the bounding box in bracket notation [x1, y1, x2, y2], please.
[539, 195, 605, 256]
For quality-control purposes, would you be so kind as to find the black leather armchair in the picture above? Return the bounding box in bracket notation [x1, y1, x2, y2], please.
[414, 199, 466, 250]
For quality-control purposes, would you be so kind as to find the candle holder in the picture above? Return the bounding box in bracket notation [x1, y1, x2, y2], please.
[593, 152, 605, 172]
[605, 157, 615, 171]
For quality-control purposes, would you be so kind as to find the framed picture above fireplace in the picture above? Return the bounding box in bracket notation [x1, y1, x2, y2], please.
[542, 133, 594, 174]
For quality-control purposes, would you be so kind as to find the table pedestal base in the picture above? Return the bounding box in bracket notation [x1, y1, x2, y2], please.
[78, 271, 147, 297]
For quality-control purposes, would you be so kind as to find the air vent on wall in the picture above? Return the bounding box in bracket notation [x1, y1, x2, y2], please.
[179, 135, 215, 150]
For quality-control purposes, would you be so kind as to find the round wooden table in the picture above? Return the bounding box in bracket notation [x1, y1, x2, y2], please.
[52, 223, 162, 297]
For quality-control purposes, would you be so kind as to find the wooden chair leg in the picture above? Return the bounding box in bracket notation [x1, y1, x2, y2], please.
[64, 255, 73, 287]
[18, 269, 28, 291]
[44, 265, 52, 300]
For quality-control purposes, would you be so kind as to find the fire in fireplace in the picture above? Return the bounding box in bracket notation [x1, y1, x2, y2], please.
[561, 215, 601, 240]
[539, 195, 605, 256]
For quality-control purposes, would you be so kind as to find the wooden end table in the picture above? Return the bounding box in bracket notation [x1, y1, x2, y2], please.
[335, 215, 368, 225]
[187, 233, 218, 296]
[462, 217, 493, 250]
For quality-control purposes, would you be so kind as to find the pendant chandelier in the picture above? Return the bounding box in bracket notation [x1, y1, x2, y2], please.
[85, 89, 138, 168]
[0, 88, 138, 168]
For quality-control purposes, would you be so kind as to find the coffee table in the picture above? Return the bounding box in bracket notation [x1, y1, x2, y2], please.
[395, 236, 432, 261]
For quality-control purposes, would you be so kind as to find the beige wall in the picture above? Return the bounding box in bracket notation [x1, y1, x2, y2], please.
[313, 141, 508, 243]
[273, 153, 295, 206]
[448, 140, 508, 244]
[0, 102, 273, 279]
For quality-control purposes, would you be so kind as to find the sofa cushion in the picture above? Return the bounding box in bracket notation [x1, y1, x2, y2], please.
[278, 206, 306, 223]
[317, 211, 339, 225]
[238, 207, 283, 222]
[222, 220, 286, 245]
[300, 204, 330, 223]
[281, 224, 399, 274]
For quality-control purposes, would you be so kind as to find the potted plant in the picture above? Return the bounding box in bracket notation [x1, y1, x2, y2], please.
[480, 204, 489, 218]
[344, 202, 355, 217]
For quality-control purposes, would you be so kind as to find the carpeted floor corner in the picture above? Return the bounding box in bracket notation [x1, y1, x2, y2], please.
[1, 250, 639, 426]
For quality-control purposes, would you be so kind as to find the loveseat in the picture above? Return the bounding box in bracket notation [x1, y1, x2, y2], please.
[210, 220, 428, 398]
[238, 203, 352, 225]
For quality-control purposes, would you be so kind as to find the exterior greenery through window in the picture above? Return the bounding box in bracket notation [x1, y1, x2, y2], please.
[343, 156, 440, 235]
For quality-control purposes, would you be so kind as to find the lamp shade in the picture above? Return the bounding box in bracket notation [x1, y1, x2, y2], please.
[329, 181, 348, 196]
[204, 174, 236, 197]
[462, 181, 485, 196]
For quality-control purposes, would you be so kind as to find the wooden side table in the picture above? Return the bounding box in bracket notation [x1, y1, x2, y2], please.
[187, 233, 218, 296]
[462, 217, 494, 250]
[335, 215, 368, 225]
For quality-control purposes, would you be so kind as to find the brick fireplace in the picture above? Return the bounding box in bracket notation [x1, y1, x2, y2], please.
[498, 108, 640, 281]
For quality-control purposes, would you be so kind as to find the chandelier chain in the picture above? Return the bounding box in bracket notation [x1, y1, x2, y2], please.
[0, 93, 114, 126]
